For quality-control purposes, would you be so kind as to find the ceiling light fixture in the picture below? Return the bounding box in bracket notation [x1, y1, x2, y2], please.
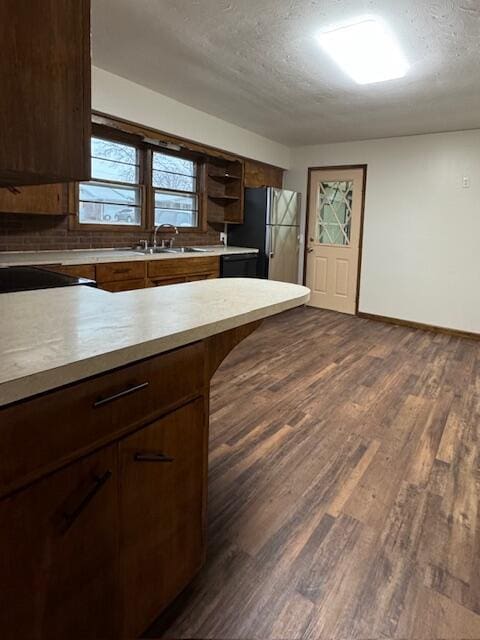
[317, 17, 409, 85]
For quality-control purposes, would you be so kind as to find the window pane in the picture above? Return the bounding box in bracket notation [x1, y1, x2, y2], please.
[152, 169, 195, 192]
[79, 181, 141, 226]
[79, 202, 141, 225]
[91, 157, 138, 183]
[91, 137, 137, 164]
[154, 209, 198, 227]
[152, 152, 195, 177]
[91, 137, 139, 184]
[154, 189, 197, 227]
[154, 191, 197, 212]
[316, 180, 353, 246]
[80, 182, 140, 206]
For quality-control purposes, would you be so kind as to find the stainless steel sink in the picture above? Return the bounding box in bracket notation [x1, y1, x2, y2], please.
[167, 247, 210, 253]
[136, 246, 210, 255]
[137, 247, 176, 255]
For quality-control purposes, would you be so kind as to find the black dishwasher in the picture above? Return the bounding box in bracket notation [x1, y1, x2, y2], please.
[220, 253, 258, 278]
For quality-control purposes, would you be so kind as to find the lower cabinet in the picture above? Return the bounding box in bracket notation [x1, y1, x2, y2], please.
[41, 256, 221, 292]
[0, 397, 207, 639]
[0, 445, 119, 639]
[119, 398, 207, 637]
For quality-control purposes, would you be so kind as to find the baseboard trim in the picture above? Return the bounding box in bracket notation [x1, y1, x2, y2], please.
[357, 312, 480, 341]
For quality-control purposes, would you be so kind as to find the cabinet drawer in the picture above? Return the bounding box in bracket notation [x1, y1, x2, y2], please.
[96, 261, 145, 283]
[0, 343, 205, 498]
[100, 278, 145, 292]
[147, 256, 219, 279]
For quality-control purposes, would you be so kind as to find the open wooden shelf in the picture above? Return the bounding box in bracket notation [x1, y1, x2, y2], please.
[205, 158, 244, 225]
[208, 173, 242, 183]
[208, 194, 240, 201]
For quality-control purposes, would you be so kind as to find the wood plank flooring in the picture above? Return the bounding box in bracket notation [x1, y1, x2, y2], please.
[146, 307, 480, 640]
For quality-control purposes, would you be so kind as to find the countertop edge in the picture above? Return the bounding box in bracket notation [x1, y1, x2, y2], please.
[0, 246, 259, 268]
[0, 290, 309, 407]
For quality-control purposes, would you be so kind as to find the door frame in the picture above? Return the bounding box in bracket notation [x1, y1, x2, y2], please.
[303, 164, 368, 315]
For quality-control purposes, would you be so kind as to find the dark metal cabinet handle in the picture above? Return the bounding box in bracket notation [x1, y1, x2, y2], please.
[62, 470, 112, 531]
[93, 381, 149, 408]
[134, 452, 175, 463]
[114, 268, 131, 274]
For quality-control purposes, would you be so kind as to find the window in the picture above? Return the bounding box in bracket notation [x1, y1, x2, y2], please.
[76, 125, 203, 231]
[316, 180, 353, 246]
[152, 151, 198, 228]
[79, 137, 142, 226]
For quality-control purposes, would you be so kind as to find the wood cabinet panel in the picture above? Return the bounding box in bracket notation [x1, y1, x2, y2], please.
[119, 398, 207, 637]
[0, 1, 91, 186]
[148, 276, 188, 287]
[244, 159, 284, 189]
[100, 278, 146, 292]
[0, 344, 205, 498]
[147, 256, 219, 279]
[96, 261, 146, 283]
[0, 184, 71, 215]
[0, 444, 119, 639]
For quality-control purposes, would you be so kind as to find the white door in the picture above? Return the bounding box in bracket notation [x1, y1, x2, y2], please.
[305, 167, 365, 315]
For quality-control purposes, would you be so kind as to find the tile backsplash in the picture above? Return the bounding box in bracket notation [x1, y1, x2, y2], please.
[0, 214, 221, 252]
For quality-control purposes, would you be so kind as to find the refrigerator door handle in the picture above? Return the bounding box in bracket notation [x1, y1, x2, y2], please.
[266, 225, 273, 258]
[271, 225, 277, 258]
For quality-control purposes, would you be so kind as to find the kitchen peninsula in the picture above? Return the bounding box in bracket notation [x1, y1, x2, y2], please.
[0, 278, 309, 638]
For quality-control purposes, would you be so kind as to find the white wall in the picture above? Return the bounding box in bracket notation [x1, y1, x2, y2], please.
[285, 130, 480, 334]
[92, 67, 290, 169]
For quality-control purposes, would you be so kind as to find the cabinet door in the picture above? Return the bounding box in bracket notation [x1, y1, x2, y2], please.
[0, 445, 119, 639]
[0, 1, 91, 186]
[0, 183, 70, 215]
[119, 398, 207, 637]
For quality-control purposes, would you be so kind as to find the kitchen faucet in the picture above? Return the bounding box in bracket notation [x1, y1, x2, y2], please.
[153, 223, 179, 248]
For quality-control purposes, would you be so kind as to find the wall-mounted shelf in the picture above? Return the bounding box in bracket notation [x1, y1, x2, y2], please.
[205, 158, 244, 225]
[208, 195, 240, 202]
[208, 173, 242, 183]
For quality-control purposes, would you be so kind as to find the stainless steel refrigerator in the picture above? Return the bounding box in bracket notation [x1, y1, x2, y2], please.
[227, 187, 301, 284]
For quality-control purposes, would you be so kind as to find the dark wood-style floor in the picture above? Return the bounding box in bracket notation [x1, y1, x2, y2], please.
[148, 306, 480, 639]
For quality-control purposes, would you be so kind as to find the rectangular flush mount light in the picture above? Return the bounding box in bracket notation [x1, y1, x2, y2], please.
[317, 18, 409, 84]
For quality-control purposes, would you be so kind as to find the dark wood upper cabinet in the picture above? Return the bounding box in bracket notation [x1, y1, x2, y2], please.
[0, 1, 91, 187]
[244, 159, 284, 189]
[0, 183, 71, 215]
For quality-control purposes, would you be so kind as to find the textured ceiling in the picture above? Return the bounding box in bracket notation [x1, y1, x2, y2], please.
[92, 0, 480, 146]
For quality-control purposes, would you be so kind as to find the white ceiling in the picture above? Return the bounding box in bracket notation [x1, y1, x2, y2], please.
[92, 0, 480, 146]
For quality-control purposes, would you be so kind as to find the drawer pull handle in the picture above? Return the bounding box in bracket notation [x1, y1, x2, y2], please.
[93, 382, 149, 408]
[62, 470, 112, 531]
[114, 268, 131, 274]
[134, 452, 175, 463]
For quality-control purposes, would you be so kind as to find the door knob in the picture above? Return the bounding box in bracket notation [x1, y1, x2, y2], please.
[307, 247, 314, 253]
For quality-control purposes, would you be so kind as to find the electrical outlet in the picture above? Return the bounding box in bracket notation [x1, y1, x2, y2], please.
[463, 176, 470, 188]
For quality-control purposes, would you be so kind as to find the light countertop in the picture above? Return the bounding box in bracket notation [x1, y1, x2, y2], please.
[0, 246, 259, 267]
[0, 278, 309, 407]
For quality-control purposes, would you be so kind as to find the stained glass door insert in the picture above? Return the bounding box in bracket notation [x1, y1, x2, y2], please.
[316, 180, 353, 246]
